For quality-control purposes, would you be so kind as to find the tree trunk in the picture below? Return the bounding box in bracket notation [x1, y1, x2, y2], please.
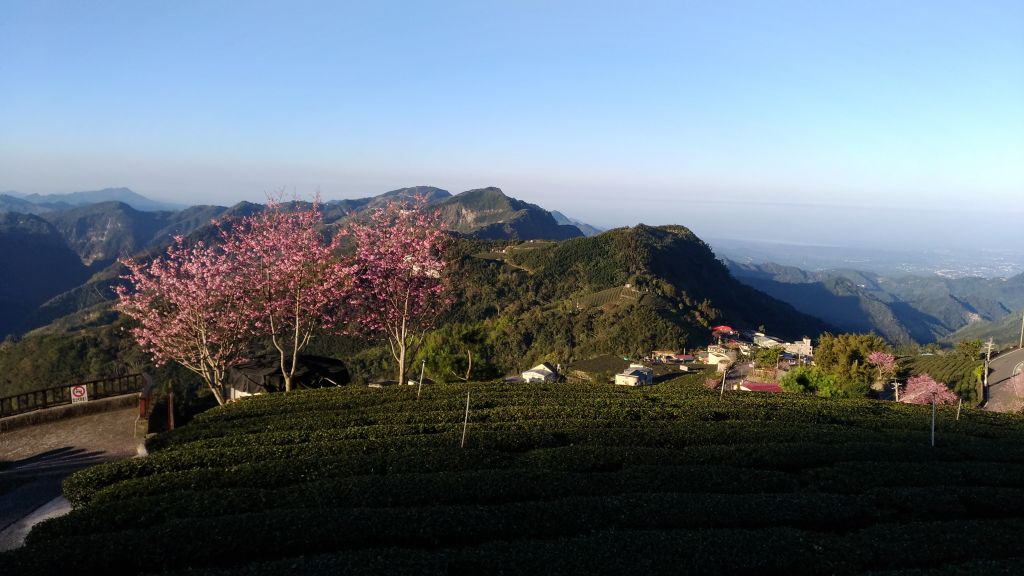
[207, 381, 226, 406]
[398, 343, 406, 387]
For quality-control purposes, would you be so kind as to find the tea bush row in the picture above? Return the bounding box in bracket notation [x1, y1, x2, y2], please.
[9, 515, 1024, 575]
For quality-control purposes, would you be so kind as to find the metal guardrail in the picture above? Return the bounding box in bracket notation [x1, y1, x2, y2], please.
[0, 373, 143, 418]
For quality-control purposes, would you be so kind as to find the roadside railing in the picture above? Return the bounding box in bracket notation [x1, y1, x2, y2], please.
[0, 373, 143, 418]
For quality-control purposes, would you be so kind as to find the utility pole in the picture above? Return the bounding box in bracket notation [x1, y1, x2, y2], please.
[983, 338, 996, 388]
[1019, 311, 1023, 349]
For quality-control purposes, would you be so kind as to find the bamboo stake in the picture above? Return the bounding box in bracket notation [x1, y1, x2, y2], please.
[460, 388, 471, 448]
[417, 359, 426, 400]
[931, 394, 936, 448]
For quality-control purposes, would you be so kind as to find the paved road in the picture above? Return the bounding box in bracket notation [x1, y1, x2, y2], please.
[984, 348, 1024, 413]
[0, 405, 139, 551]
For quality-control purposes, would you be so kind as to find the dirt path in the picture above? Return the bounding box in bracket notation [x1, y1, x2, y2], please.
[0, 405, 139, 551]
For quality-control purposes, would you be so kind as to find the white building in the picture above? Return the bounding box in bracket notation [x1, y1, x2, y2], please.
[615, 364, 653, 386]
[705, 345, 734, 373]
[521, 363, 557, 383]
[753, 332, 783, 348]
[784, 337, 813, 358]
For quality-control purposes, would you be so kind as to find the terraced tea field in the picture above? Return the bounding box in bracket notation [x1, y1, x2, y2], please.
[4, 374, 1024, 575]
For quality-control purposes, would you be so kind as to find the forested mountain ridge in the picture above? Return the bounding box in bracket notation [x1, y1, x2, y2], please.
[551, 210, 602, 236]
[0, 187, 597, 339]
[1, 221, 830, 393]
[0, 213, 92, 337]
[431, 187, 583, 240]
[0, 187, 185, 212]
[323, 186, 584, 240]
[418, 224, 830, 378]
[323, 186, 452, 218]
[729, 261, 1024, 345]
[945, 306, 1024, 347]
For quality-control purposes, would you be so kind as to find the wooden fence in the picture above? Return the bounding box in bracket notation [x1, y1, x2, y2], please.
[0, 373, 143, 418]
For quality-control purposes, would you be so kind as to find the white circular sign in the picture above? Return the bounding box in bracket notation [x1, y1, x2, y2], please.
[70, 385, 87, 398]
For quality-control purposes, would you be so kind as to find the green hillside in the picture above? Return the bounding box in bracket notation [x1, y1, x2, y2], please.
[904, 354, 984, 404]
[417, 226, 829, 380]
[7, 379, 1024, 574]
[944, 309, 1024, 349]
[495, 225, 829, 340]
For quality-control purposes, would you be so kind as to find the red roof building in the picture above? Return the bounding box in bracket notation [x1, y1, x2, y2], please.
[739, 382, 783, 393]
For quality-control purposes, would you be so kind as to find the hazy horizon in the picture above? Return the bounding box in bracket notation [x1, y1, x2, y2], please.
[2, 1, 1021, 251]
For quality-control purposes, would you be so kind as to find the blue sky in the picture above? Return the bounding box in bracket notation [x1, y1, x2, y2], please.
[1, 0, 1021, 248]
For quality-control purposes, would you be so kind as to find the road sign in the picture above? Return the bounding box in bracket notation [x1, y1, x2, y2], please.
[70, 384, 88, 404]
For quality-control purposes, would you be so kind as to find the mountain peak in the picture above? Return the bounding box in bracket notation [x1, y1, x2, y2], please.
[451, 187, 512, 208]
[380, 186, 452, 202]
[15, 187, 185, 212]
[434, 188, 581, 240]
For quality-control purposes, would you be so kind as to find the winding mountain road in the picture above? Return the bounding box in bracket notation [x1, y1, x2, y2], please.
[984, 347, 1024, 413]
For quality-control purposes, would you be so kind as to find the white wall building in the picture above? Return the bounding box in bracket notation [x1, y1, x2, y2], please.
[521, 363, 557, 383]
[615, 364, 654, 386]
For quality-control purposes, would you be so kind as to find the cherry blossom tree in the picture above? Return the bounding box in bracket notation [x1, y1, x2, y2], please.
[221, 198, 354, 392]
[116, 237, 247, 406]
[351, 196, 451, 387]
[867, 351, 897, 388]
[901, 374, 958, 405]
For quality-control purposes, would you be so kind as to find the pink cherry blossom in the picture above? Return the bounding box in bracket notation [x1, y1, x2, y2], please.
[116, 237, 249, 405]
[350, 195, 452, 386]
[901, 373, 958, 405]
[218, 196, 355, 392]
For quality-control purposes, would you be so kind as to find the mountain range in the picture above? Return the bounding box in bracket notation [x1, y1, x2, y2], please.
[728, 261, 1024, 346]
[0, 187, 186, 213]
[0, 186, 838, 393]
[2, 185, 1017, 351]
[0, 186, 594, 338]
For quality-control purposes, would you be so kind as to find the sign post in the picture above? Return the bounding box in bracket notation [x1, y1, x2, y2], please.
[70, 384, 88, 404]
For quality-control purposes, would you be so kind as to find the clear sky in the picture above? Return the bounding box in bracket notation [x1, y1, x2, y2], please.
[1, 0, 1021, 249]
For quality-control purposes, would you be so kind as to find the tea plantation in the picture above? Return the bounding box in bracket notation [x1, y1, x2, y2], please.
[4, 374, 1024, 575]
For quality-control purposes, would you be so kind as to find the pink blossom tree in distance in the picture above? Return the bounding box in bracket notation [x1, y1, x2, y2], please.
[116, 237, 247, 406]
[222, 197, 354, 392]
[867, 351, 897, 388]
[901, 373, 958, 405]
[351, 196, 451, 387]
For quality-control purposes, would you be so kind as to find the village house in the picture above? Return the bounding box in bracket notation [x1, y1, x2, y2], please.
[521, 363, 557, 383]
[704, 345, 734, 373]
[784, 337, 813, 358]
[615, 364, 654, 386]
[753, 332, 783, 348]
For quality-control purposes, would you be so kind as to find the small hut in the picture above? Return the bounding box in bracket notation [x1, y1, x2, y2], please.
[225, 353, 350, 400]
